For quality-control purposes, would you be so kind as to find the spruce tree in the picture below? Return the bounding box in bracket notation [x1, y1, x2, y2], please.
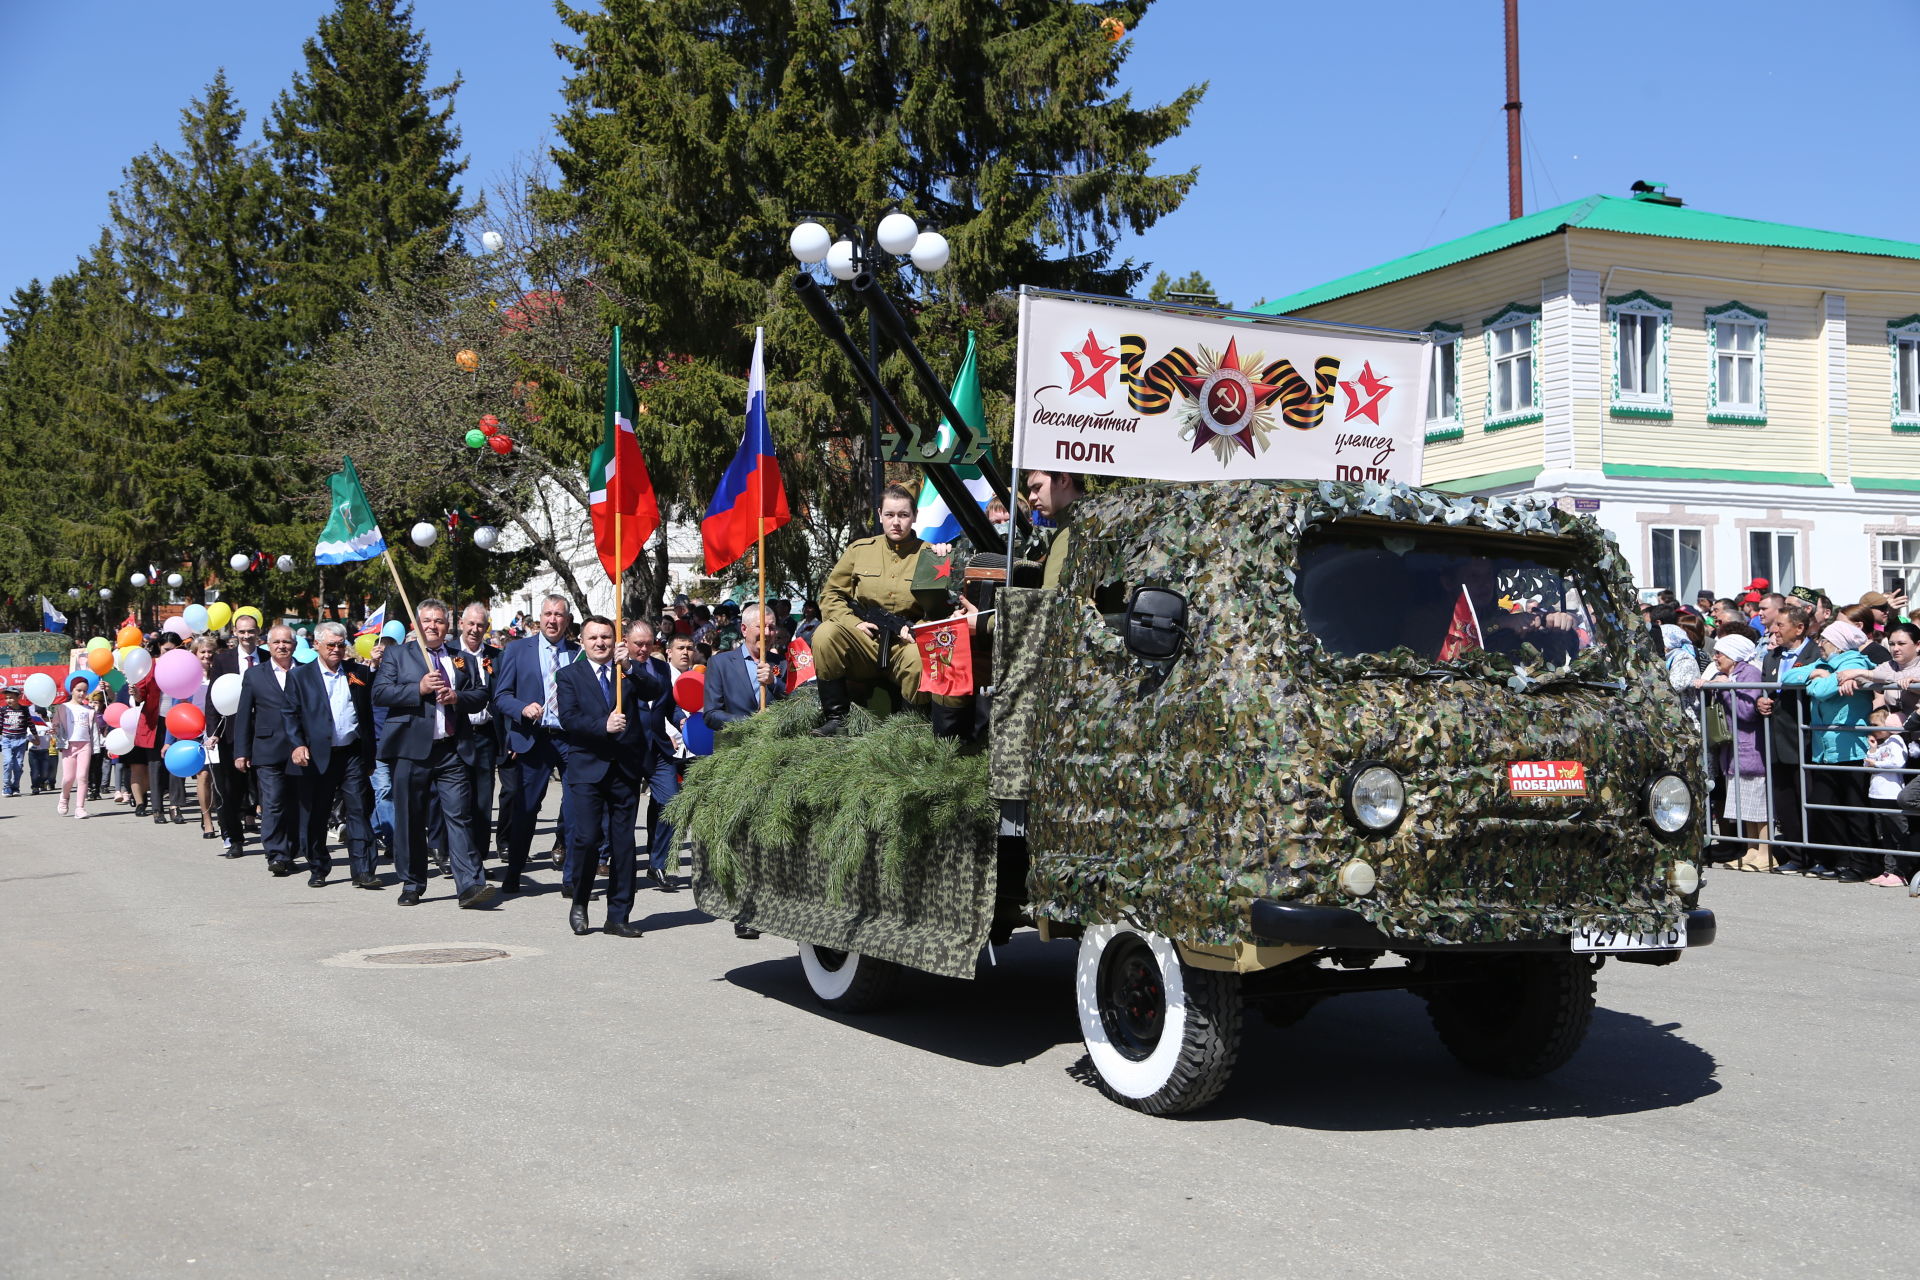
[268, 0, 466, 343]
[544, 0, 1202, 592]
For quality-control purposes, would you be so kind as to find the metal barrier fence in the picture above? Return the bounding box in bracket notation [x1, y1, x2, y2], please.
[1686, 677, 1920, 892]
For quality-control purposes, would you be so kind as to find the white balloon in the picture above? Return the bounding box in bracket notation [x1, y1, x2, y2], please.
[130, 573, 147, 587]
[104, 727, 135, 758]
[410, 522, 439, 548]
[276, 555, 296, 572]
[66, 587, 79, 599]
[480, 229, 505, 254]
[876, 211, 919, 256]
[99, 588, 113, 600]
[119, 646, 153, 683]
[788, 220, 831, 264]
[473, 525, 499, 551]
[229, 554, 249, 571]
[22, 673, 57, 707]
[210, 672, 243, 716]
[910, 230, 950, 273]
[825, 239, 859, 281]
[166, 573, 184, 589]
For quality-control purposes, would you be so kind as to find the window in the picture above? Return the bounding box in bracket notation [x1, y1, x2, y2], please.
[1482, 303, 1540, 429]
[1748, 530, 1798, 594]
[1888, 317, 1920, 431]
[1649, 527, 1703, 602]
[1608, 291, 1671, 416]
[1880, 537, 1920, 597]
[1706, 302, 1767, 423]
[1424, 321, 1462, 440]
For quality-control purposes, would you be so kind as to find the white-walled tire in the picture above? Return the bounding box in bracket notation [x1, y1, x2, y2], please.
[1075, 925, 1243, 1115]
[798, 943, 904, 1013]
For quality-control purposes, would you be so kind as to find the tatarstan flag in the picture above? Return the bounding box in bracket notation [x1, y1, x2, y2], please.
[592, 326, 661, 581]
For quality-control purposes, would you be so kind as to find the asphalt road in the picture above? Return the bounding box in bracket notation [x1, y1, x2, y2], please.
[3, 791, 1917, 1279]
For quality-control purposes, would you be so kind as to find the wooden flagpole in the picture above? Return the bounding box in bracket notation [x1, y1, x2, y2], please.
[379, 547, 434, 668]
[614, 506, 624, 714]
[754, 326, 768, 711]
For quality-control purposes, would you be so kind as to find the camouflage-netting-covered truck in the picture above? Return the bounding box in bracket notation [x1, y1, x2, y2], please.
[679, 289, 1712, 1115]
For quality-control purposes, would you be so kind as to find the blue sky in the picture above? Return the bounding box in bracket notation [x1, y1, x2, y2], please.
[5, 0, 1919, 314]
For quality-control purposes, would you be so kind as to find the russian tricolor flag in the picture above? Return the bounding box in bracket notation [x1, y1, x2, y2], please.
[702, 329, 790, 574]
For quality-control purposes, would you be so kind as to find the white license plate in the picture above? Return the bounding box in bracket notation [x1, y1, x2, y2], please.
[1570, 920, 1686, 953]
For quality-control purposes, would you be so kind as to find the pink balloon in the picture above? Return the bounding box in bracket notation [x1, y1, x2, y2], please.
[161, 617, 193, 640]
[155, 647, 204, 699]
[106, 703, 131, 731]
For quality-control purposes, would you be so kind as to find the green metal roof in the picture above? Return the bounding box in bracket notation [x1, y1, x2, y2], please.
[1254, 194, 1920, 314]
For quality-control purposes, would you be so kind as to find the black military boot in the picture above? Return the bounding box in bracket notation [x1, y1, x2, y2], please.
[929, 702, 967, 740]
[811, 678, 850, 737]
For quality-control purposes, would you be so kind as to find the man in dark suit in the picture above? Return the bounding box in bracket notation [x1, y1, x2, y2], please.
[493, 594, 579, 893]
[373, 598, 497, 909]
[704, 603, 785, 730]
[283, 621, 379, 889]
[448, 601, 504, 864]
[556, 615, 665, 936]
[1757, 598, 1822, 874]
[207, 612, 266, 857]
[232, 623, 304, 879]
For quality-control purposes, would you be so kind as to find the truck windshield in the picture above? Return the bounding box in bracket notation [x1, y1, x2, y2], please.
[1296, 523, 1608, 670]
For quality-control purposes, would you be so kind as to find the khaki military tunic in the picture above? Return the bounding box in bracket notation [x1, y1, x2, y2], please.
[811, 532, 965, 707]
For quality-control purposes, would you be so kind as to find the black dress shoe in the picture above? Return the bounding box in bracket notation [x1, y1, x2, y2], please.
[657, 874, 679, 894]
[308, 872, 327, 888]
[221, 847, 241, 859]
[604, 921, 643, 938]
[458, 884, 500, 909]
[352, 874, 386, 890]
[429, 847, 448, 872]
[171, 811, 186, 824]
[134, 802, 150, 817]
[598, 859, 612, 877]
[397, 888, 422, 906]
[269, 860, 296, 877]
[570, 903, 590, 935]
[201, 830, 216, 840]
[734, 923, 761, 940]
[500, 876, 522, 894]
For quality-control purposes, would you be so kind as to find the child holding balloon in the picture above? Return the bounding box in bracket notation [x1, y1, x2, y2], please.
[53, 674, 102, 818]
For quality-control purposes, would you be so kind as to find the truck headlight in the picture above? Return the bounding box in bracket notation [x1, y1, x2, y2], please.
[1647, 772, 1692, 835]
[1668, 861, 1701, 895]
[1345, 764, 1405, 833]
[1338, 860, 1378, 896]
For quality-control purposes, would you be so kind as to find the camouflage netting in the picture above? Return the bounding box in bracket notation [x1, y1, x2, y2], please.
[0, 633, 74, 670]
[994, 478, 1703, 948]
[675, 689, 1000, 980]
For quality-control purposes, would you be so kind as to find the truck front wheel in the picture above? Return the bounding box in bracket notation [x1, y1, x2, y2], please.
[1075, 925, 1243, 1115]
[797, 943, 904, 1013]
[1425, 953, 1596, 1078]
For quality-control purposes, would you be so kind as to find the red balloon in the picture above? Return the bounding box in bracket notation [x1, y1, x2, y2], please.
[672, 670, 705, 714]
[102, 703, 127, 730]
[165, 702, 206, 740]
[489, 435, 513, 455]
[479, 414, 500, 436]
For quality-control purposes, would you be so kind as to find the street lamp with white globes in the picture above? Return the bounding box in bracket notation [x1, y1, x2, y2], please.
[787, 210, 955, 515]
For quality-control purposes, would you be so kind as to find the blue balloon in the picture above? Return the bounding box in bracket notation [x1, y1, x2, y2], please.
[380, 620, 406, 642]
[294, 643, 318, 664]
[682, 711, 714, 756]
[163, 739, 206, 777]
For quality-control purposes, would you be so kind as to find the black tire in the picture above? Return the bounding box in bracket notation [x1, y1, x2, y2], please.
[797, 943, 904, 1013]
[1075, 925, 1243, 1115]
[1425, 953, 1597, 1078]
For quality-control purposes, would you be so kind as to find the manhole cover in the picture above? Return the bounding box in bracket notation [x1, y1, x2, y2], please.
[364, 947, 509, 966]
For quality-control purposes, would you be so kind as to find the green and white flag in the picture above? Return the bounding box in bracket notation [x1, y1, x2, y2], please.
[912, 332, 993, 543]
[315, 455, 388, 565]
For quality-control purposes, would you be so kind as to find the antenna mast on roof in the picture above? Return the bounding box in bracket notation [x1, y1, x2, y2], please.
[1504, 0, 1523, 219]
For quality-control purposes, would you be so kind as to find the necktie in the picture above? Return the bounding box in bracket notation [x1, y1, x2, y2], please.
[599, 663, 613, 708]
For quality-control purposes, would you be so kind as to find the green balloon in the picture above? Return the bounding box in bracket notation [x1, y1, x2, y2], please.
[465, 429, 486, 448]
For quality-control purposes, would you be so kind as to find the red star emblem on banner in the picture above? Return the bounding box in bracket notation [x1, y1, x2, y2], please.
[1339, 361, 1392, 424]
[1061, 330, 1120, 397]
[1176, 338, 1281, 456]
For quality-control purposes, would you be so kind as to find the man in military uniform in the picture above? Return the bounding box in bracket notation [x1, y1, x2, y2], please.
[812, 484, 969, 737]
[1024, 470, 1083, 589]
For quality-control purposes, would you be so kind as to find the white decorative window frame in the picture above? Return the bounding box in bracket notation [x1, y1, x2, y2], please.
[1424, 320, 1464, 442]
[1745, 527, 1801, 594]
[1706, 300, 1768, 425]
[1888, 315, 1920, 433]
[1607, 290, 1672, 418]
[1482, 302, 1542, 431]
[1646, 524, 1706, 601]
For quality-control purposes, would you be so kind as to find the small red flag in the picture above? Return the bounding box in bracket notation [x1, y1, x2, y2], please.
[1438, 585, 1483, 661]
[913, 619, 974, 698]
[785, 635, 815, 692]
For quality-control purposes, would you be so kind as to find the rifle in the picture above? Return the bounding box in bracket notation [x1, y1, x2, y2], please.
[848, 594, 914, 670]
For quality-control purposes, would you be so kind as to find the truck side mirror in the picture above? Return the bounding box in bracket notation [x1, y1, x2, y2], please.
[1124, 587, 1188, 661]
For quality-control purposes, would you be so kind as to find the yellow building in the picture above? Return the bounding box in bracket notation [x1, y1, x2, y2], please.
[1258, 185, 1920, 603]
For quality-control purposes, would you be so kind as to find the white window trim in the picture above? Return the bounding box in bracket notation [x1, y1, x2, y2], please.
[1424, 321, 1463, 440]
[1746, 528, 1800, 593]
[1647, 524, 1705, 600]
[1607, 291, 1672, 415]
[1482, 303, 1541, 430]
[1888, 316, 1920, 431]
[1877, 534, 1920, 596]
[1706, 301, 1768, 424]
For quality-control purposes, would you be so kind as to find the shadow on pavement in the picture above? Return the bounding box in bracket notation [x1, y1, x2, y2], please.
[634, 906, 715, 932]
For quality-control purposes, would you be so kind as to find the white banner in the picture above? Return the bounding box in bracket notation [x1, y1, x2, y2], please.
[1013, 290, 1429, 486]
